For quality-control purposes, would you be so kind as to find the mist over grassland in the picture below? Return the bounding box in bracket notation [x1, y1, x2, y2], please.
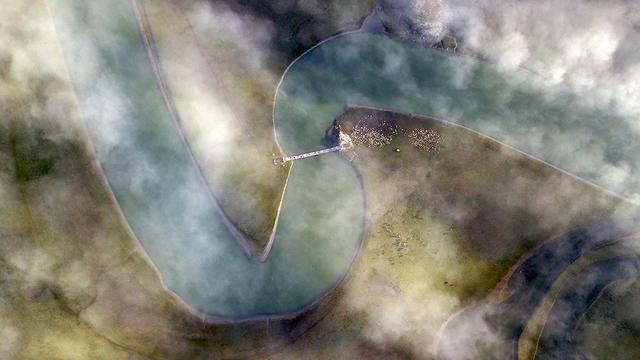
[441, 0, 640, 201]
[159, 0, 640, 225]
[140, 0, 377, 248]
[1, 0, 640, 359]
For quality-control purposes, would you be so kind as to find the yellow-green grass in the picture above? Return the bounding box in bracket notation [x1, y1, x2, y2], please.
[1, 98, 635, 358]
[518, 238, 640, 360]
[3, 2, 637, 356]
[576, 276, 640, 360]
[0, 2, 305, 356]
[272, 107, 637, 359]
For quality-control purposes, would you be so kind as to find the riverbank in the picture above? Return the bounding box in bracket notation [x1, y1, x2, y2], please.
[273, 106, 637, 359]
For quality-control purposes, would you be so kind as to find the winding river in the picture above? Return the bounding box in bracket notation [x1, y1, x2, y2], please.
[49, 0, 364, 319]
[538, 257, 640, 359]
[437, 216, 640, 359]
[49, 0, 640, 331]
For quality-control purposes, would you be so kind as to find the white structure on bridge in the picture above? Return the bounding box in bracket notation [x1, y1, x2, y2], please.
[275, 131, 354, 164]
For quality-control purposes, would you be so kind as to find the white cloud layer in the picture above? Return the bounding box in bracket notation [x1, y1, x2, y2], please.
[439, 0, 640, 201]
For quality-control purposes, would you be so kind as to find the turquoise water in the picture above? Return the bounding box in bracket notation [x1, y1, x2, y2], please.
[277, 33, 639, 200]
[49, 1, 639, 319]
[49, 0, 363, 318]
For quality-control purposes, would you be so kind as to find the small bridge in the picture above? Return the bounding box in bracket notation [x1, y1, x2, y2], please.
[275, 131, 354, 164]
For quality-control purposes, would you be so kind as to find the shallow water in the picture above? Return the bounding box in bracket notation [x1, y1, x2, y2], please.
[49, 1, 639, 319]
[49, 0, 363, 318]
